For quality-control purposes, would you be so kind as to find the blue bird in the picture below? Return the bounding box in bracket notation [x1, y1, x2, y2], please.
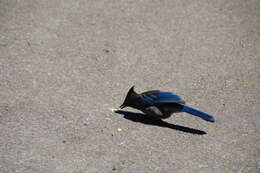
[119, 86, 215, 122]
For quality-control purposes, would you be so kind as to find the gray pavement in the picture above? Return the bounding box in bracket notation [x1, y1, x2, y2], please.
[0, 0, 259, 172]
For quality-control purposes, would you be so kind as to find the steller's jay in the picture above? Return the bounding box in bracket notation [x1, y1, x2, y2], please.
[118, 86, 215, 122]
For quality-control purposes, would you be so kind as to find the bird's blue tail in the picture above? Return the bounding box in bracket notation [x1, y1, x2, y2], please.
[182, 106, 215, 122]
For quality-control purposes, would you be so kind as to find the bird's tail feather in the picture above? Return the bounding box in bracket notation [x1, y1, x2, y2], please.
[182, 105, 215, 122]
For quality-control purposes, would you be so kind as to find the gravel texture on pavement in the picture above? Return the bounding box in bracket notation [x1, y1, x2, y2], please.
[0, 0, 259, 172]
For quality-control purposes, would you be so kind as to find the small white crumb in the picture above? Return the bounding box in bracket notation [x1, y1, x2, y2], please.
[117, 128, 122, 132]
[110, 108, 120, 112]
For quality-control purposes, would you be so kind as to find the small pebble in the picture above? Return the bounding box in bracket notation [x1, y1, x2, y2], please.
[103, 49, 110, 53]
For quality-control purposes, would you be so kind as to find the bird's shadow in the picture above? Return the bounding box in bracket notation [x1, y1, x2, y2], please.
[114, 110, 206, 135]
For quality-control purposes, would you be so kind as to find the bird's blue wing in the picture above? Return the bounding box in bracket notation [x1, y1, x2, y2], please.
[142, 91, 184, 105]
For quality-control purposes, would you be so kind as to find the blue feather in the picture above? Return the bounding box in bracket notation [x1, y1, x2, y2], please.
[143, 92, 183, 104]
[154, 92, 182, 103]
[182, 105, 215, 122]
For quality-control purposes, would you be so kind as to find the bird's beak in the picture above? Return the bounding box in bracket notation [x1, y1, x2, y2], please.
[119, 104, 126, 109]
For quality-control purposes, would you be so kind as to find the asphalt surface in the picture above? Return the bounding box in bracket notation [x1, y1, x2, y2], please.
[0, 0, 259, 172]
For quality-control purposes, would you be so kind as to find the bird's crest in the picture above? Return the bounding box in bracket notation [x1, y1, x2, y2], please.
[120, 86, 137, 108]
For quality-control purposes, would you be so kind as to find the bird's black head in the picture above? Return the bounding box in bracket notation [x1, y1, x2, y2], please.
[120, 86, 138, 109]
